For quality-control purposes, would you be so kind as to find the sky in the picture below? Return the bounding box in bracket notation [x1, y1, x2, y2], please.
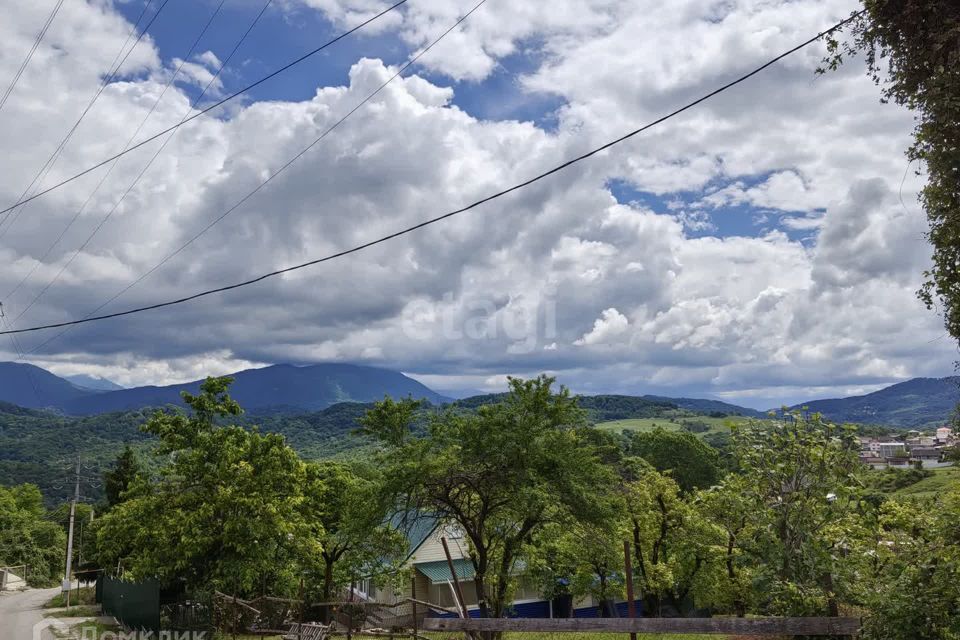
[0, 0, 952, 409]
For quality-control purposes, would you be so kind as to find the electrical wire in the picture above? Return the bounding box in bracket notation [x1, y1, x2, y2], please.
[2, 12, 863, 342]
[0, 0, 410, 219]
[12, 0, 489, 350]
[5, 0, 230, 323]
[3, 0, 273, 315]
[0, 0, 66, 114]
[50, 0, 489, 329]
[0, 0, 170, 238]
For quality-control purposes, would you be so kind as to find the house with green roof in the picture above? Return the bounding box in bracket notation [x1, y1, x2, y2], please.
[357, 514, 641, 620]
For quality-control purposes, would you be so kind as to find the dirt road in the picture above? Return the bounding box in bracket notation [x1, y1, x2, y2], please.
[0, 586, 62, 640]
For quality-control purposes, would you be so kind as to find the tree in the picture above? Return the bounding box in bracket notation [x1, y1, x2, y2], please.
[626, 428, 721, 493]
[0, 484, 65, 585]
[822, 3, 960, 341]
[528, 520, 625, 616]
[96, 378, 315, 596]
[103, 446, 142, 509]
[857, 489, 960, 639]
[621, 458, 710, 616]
[361, 376, 616, 626]
[690, 476, 760, 617]
[730, 412, 865, 616]
[300, 461, 406, 606]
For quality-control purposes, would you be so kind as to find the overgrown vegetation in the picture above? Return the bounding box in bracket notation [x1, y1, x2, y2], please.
[4, 376, 957, 640]
[0, 483, 65, 586]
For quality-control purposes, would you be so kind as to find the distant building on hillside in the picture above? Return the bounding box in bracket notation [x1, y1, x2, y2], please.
[877, 442, 908, 459]
[937, 426, 953, 443]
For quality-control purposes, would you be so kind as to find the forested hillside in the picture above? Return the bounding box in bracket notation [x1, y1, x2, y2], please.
[788, 376, 960, 427]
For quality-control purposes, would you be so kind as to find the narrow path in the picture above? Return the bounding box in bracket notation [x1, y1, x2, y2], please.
[0, 586, 62, 639]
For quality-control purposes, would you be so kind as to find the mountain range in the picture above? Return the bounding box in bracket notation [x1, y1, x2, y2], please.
[0, 362, 447, 415]
[0, 361, 955, 427]
[787, 376, 959, 428]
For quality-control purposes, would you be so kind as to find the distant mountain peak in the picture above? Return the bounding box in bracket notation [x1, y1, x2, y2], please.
[64, 374, 125, 392]
[8, 361, 449, 415]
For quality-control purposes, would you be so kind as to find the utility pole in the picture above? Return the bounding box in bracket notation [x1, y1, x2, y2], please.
[63, 454, 80, 607]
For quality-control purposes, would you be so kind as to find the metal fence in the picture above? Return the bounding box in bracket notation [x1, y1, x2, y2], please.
[0, 565, 27, 590]
[99, 576, 162, 631]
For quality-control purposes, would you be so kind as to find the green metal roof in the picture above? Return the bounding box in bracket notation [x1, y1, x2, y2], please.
[414, 559, 475, 583]
[388, 512, 441, 561]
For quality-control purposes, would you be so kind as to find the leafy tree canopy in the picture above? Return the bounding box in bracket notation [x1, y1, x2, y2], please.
[361, 375, 618, 625]
[0, 483, 65, 585]
[95, 378, 316, 597]
[625, 428, 722, 493]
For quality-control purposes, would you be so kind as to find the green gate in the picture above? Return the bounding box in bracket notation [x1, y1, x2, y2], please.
[100, 576, 161, 631]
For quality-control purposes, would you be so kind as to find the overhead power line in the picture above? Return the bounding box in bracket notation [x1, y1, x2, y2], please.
[4, 0, 230, 322]
[0, 0, 66, 114]
[11, 0, 488, 352]
[0, 0, 410, 220]
[0, 0, 169, 238]
[40, 0, 490, 335]
[2, 0, 274, 318]
[1, 12, 863, 340]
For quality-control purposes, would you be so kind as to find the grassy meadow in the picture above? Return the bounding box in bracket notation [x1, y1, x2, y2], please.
[894, 466, 960, 499]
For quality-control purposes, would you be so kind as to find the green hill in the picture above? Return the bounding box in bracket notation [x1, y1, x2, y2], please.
[787, 377, 959, 428]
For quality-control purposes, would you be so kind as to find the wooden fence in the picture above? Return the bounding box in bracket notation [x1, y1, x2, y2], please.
[423, 616, 862, 637]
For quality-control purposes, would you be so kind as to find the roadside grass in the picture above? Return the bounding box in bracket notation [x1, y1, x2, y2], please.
[424, 633, 730, 640]
[894, 465, 960, 499]
[44, 604, 101, 618]
[45, 586, 96, 608]
[502, 634, 728, 640]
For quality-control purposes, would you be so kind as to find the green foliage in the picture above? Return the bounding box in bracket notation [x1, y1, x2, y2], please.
[95, 378, 316, 596]
[824, 3, 960, 342]
[622, 459, 712, 616]
[3, 371, 956, 631]
[857, 490, 960, 639]
[864, 466, 933, 493]
[576, 395, 678, 422]
[299, 460, 406, 601]
[528, 520, 625, 606]
[104, 446, 142, 508]
[0, 406, 156, 505]
[729, 412, 865, 616]
[453, 393, 678, 422]
[625, 428, 721, 493]
[680, 420, 711, 434]
[893, 466, 960, 499]
[689, 477, 758, 617]
[45, 587, 96, 608]
[364, 376, 617, 621]
[0, 483, 65, 585]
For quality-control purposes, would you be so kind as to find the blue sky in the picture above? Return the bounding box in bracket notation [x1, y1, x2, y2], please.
[116, 0, 564, 126]
[120, 0, 819, 246]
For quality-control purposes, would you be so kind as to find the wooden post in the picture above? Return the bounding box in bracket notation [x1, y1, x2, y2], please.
[441, 537, 469, 619]
[232, 591, 238, 640]
[348, 578, 355, 640]
[623, 541, 636, 640]
[411, 575, 418, 640]
[298, 576, 305, 640]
